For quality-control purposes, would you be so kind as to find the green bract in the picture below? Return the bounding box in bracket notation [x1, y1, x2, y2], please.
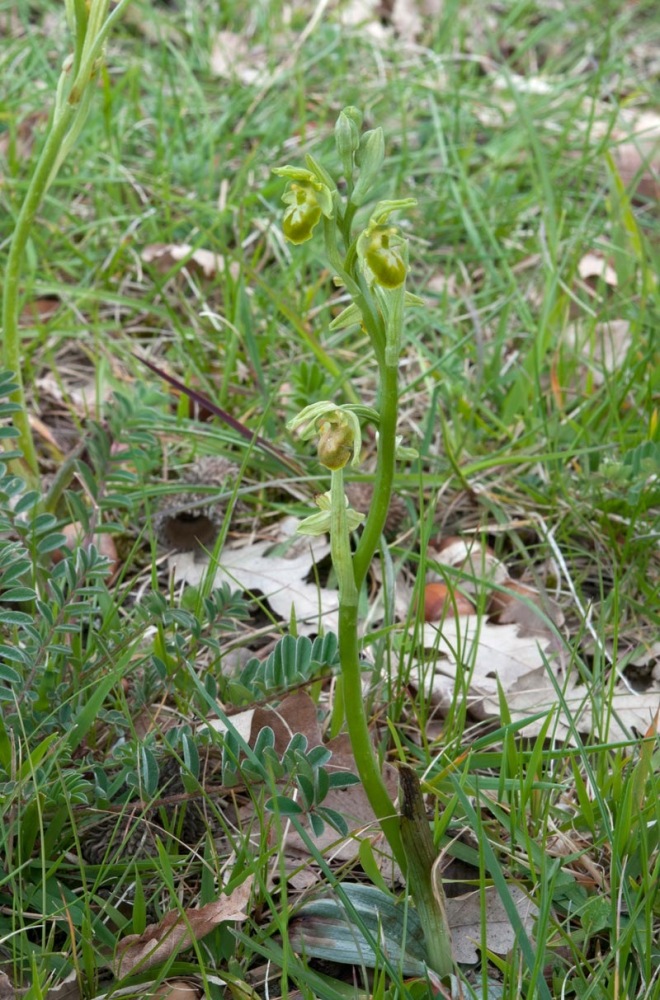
[328, 301, 363, 332]
[273, 166, 334, 245]
[297, 490, 365, 536]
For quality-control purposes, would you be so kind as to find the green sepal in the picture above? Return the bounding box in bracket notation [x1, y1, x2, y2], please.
[305, 153, 337, 199]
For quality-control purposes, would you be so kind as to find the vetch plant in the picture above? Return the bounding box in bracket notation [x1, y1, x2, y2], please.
[275, 109, 453, 975]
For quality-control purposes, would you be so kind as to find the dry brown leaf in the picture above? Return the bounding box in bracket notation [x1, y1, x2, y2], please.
[410, 617, 567, 730]
[422, 582, 477, 621]
[611, 110, 660, 202]
[210, 31, 268, 85]
[0, 109, 48, 163]
[151, 981, 200, 1000]
[35, 365, 117, 416]
[141, 243, 233, 280]
[28, 413, 63, 454]
[448, 885, 539, 965]
[340, 0, 389, 39]
[576, 252, 618, 288]
[207, 694, 396, 863]
[250, 690, 324, 751]
[415, 610, 658, 741]
[18, 295, 61, 326]
[44, 971, 80, 1000]
[207, 691, 324, 752]
[0, 968, 80, 1000]
[415, 618, 557, 690]
[430, 537, 510, 589]
[204, 705, 256, 749]
[340, 0, 441, 43]
[0, 973, 16, 1000]
[389, 0, 423, 42]
[114, 877, 253, 976]
[477, 669, 660, 742]
[53, 523, 120, 583]
[487, 581, 564, 633]
[562, 318, 632, 383]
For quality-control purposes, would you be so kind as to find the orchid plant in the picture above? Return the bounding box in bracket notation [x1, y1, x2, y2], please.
[275, 109, 452, 975]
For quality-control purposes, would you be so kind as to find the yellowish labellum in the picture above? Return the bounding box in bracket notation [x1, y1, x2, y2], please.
[282, 184, 323, 245]
[364, 227, 406, 288]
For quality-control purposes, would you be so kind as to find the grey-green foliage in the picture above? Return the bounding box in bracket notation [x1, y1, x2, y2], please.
[200, 629, 349, 837]
[289, 883, 429, 978]
[220, 722, 359, 837]
[230, 632, 340, 702]
[0, 377, 112, 727]
[0, 478, 112, 733]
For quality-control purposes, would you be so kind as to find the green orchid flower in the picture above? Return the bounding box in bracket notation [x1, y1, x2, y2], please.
[288, 401, 364, 471]
[273, 165, 334, 245]
[356, 199, 417, 289]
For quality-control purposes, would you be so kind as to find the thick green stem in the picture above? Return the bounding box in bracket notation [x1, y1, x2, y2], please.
[353, 360, 398, 590]
[339, 599, 406, 872]
[329, 468, 406, 872]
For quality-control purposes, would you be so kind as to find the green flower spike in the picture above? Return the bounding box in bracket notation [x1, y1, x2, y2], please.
[273, 165, 334, 245]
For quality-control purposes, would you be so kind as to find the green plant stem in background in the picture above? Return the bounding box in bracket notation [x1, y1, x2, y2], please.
[3, 109, 79, 480]
[1, 0, 130, 481]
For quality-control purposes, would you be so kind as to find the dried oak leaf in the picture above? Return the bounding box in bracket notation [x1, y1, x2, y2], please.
[448, 885, 539, 965]
[141, 243, 236, 279]
[114, 877, 253, 976]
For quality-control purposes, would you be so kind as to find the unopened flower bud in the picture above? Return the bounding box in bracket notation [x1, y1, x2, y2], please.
[288, 401, 363, 470]
[351, 127, 385, 206]
[335, 108, 361, 179]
